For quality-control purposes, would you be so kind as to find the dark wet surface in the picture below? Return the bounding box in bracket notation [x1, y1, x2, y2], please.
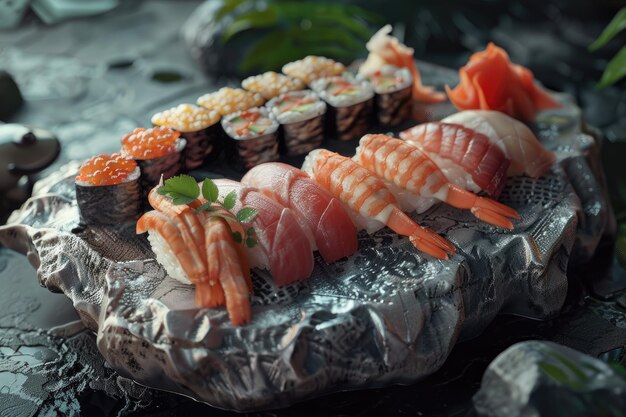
[0, 1, 625, 416]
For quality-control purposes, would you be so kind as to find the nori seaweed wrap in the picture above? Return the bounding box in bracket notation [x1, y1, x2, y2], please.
[364, 65, 413, 126]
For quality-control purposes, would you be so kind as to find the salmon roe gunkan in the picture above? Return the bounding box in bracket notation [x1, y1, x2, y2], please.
[120, 126, 181, 160]
[76, 153, 137, 186]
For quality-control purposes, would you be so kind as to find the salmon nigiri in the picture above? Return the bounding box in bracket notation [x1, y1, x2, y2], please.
[442, 110, 555, 177]
[214, 179, 314, 286]
[400, 122, 511, 197]
[241, 162, 358, 264]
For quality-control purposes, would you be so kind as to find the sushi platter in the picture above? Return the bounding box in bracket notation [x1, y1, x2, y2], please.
[0, 26, 614, 411]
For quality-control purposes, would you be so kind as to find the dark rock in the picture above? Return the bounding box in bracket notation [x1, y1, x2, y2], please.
[474, 340, 626, 417]
[0, 71, 24, 121]
[182, 0, 265, 77]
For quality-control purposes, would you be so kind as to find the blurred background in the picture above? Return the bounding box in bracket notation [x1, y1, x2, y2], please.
[1, 1, 625, 415]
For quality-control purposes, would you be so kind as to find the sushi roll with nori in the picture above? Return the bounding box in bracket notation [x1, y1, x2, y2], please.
[282, 56, 345, 85]
[75, 153, 142, 225]
[221, 107, 279, 171]
[310, 75, 374, 141]
[364, 65, 413, 126]
[197, 87, 264, 116]
[241, 71, 305, 100]
[120, 126, 186, 196]
[151, 104, 221, 170]
[266, 90, 326, 156]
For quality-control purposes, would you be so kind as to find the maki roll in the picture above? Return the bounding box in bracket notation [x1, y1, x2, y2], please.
[75, 153, 142, 225]
[151, 104, 221, 170]
[364, 65, 413, 126]
[241, 71, 305, 100]
[266, 90, 326, 156]
[310, 75, 374, 141]
[282, 56, 345, 85]
[221, 107, 279, 171]
[120, 126, 186, 196]
[197, 87, 264, 116]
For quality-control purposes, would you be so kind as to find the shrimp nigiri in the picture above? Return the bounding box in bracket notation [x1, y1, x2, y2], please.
[442, 110, 555, 177]
[302, 149, 455, 260]
[241, 162, 358, 264]
[353, 134, 520, 229]
[139, 189, 253, 325]
[213, 179, 314, 286]
[400, 122, 510, 197]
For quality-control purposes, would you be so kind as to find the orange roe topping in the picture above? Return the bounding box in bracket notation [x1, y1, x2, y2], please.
[76, 153, 138, 186]
[120, 126, 181, 160]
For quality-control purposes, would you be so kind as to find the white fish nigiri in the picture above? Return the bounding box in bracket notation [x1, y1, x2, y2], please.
[442, 110, 555, 177]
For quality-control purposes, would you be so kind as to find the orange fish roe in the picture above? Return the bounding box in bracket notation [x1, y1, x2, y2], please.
[197, 87, 264, 116]
[151, 104, 220, 132]
[282, 56, 345, 84]
[121, 126, 181, 160]
[241, 71, 305, 100]
[76, 153, 138, 186]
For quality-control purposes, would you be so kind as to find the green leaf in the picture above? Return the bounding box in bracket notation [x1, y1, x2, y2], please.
[590, 7, 626, 51]
[232, 231, 243, 244]
[240, 28, 294, 73]
[171, 196, 196, 205]
[236, 207, 257, 223]
[214, 0, 247, 22]
[156, 175, 199, 204]
[538, 361, 571, 385]
[245, 237, 258, 248]
[195, 202, 216, 213]
[221, 7, 278, 43]
[202, 179, 219, 203]
[597, 45, 626, 88]
[549, 352, 589, 382]
[223, 190, 237, 210]
[246, 227, 256, 236]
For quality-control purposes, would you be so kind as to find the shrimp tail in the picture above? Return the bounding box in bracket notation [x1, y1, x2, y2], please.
[206, 217, 251, 326]
[195, 281, 226, 309]
[445, 184, 520, 230]
[387, 207, 455, 259]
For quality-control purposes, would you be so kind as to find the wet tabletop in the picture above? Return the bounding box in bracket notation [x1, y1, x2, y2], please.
[1, 1, 626, 416]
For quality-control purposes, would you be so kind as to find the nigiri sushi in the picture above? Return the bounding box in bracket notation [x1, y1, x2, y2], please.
[302, 149, 455, 260]
[213, 179, 314, 286]
[138, 187, 252, 325]
[400, 122, 510, 197]
[353, 134, 520, 229]
[442, 110, 555, 177]
[241, 162, 358, 264]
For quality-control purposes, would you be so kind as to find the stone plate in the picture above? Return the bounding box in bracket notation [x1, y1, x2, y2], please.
[0, 80, 613, 410]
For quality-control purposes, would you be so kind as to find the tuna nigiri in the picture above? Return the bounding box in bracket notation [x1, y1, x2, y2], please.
[214, 179, 314, 286]
[241, 162, 358, 264]
[442, 110, 555, 177]
[400, 122, 511, 197]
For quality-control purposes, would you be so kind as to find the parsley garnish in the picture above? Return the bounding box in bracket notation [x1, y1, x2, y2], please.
[157, 175, 258, 248]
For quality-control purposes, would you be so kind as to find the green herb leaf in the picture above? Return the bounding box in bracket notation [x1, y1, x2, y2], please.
[538, 361, 571, 385]
[202, 179, 219, 203]
[157, 175, 200, 205]
[597, 45, 626, 88]
[245, 237, 258, 248]
[236, 207, 257, 223]
[589, 7, 626, 51]
[195, 202, 216, 213]
[246, 227, 256, 236]
[232, 231, 243, 244]
[223, 190, 237, 210]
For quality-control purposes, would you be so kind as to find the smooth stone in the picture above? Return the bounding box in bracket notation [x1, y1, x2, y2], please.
[474, 340, 626, 417]
[0, 71, 24, 121]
